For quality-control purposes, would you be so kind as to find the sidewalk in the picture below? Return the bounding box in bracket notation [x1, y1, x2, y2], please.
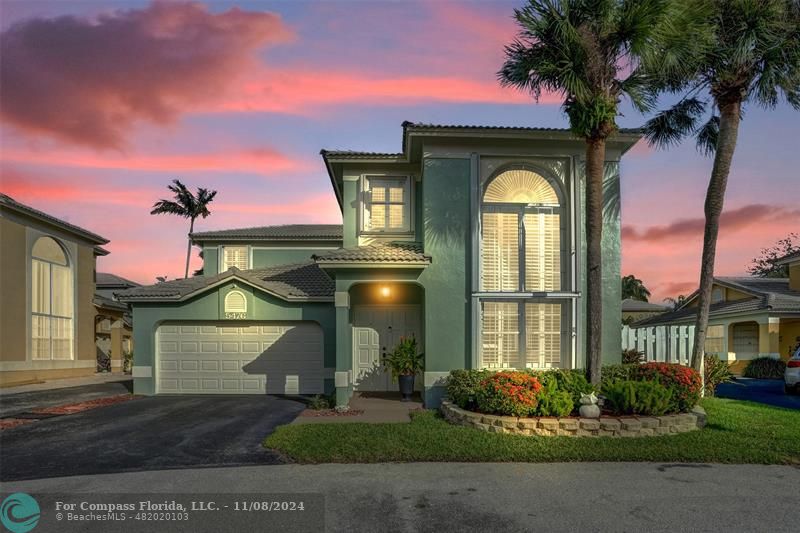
[0, 372, 130, 396]
[292, 392, 424, 424]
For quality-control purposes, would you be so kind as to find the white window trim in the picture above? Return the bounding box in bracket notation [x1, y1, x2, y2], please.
[219, 245, 251, 271]
[359, 174, 414, 235]
[224, 290, 248, 313]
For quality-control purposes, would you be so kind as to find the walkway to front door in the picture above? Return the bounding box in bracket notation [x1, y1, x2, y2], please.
[352, 305, 422, 391]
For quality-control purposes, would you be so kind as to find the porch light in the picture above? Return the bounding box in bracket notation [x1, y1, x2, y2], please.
[380, 286, 392, 298]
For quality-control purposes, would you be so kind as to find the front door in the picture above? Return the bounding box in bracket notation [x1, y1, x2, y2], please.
[352, 305, 422, 391]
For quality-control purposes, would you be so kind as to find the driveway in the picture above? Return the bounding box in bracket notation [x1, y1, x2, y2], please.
[0, 395, 304, 481]
[716, 377, 800, 409]
[0, 379, 133, 418]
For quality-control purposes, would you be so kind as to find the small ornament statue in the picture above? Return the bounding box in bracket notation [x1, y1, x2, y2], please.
[579, 392, 600, 418]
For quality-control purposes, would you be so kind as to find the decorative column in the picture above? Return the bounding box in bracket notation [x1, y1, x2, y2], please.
[334, 289, 352, 407]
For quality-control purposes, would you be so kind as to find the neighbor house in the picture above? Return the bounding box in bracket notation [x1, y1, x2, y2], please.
[94, 273, 139, 372]
[0, 193, 109, 386]
[634, 257, 800, 373]
[621, 298, 670, 325]
[117, 122, 641, 406]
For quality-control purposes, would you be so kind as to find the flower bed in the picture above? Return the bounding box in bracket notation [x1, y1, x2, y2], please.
[440, 401, 706, 438]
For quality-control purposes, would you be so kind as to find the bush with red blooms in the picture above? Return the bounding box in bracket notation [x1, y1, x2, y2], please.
[475, 372, 543, 417]
[631, 362, 702, 413]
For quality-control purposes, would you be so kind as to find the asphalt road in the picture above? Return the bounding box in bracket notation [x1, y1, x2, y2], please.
[716, 377, 800, 409]
[0, 379, 133, 418]
[0, 395, 304, 481]
[1, 463, 797, 532]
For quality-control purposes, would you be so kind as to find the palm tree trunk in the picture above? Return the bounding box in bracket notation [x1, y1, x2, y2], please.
[690, 100, 741, 371]
[585, 137, 606, 385]
[184, 217, 195, 279]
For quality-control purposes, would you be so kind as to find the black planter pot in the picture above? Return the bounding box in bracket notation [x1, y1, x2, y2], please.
[398, 374, 415, 402]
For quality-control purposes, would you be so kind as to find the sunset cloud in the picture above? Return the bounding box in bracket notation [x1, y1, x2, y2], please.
[622, 204, 800, 242]
[0, 1, 293, 149]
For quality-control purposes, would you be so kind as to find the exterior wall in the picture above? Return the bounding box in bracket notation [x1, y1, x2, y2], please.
[790, 264, 800, 292]
[779, 318, 800, 361]
[599, 163, 623, 364]
[0, 215, 98, 386]
[201, 243, 341, 275]
[417, 157, 471, 406]
[130, 283, 336, 395]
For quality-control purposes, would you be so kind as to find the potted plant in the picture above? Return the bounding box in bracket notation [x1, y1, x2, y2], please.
[383, 336, 424, 401]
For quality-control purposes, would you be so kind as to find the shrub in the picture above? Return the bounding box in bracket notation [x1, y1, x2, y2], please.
[536, 369, 595, 412]
[621, 349, 644, 364]
[535, 381, 574, 417]
[446, 369, 492, 410]
[743, 357, 786, 379]
[602, 380, 672, 416]
[475, 372, 542, 417]
[631, 362, 702, 413]
[123, 351, 133, 373]
[600, 364, 637, 390]
[308, 394, 334, 410]
[704, 355, 734, 397]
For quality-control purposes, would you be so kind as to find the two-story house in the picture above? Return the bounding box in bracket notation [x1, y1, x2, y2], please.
[118, 122, 641, 407]
[0, 193, 110, 386]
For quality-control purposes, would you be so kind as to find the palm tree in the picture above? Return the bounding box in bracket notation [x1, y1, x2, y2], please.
[621, 274, 651, 302]
[499, 0, 672, 384]
[643, 0, 800, 372]
[664, 294, 688, 311]
[151, 179, 217, 279]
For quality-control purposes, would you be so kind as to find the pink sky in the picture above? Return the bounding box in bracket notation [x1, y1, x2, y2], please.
[1, 1, 797, 302]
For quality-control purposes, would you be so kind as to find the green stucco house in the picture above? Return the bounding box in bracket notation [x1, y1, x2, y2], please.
[118, 122, 641, 407]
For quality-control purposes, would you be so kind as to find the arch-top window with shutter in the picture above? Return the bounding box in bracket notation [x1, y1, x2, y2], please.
[224, 290, 247, 314]
[478, 167, 567, 370]
[31, 236, 73, 360]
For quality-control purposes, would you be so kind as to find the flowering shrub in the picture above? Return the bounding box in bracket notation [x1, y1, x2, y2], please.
[475, 372, 542, 417]
[631, 362, 702, 413]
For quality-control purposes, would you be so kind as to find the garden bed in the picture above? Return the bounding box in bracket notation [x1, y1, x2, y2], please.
[440, 400, 706, 437]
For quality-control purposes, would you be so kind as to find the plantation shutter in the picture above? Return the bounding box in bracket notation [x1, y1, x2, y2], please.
[222, 246, 249, 270]
[480, 302, 520, 368]
[525, 303, 561, 369]
[480, 212, 519, 291]
[365, 177, 409, 232]
[524, 212, 561, 291]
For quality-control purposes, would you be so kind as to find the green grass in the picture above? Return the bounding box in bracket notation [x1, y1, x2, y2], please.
[264, 398, 800, 464]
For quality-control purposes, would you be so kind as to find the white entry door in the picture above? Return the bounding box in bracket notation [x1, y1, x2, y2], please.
[352, 305, 422, 391]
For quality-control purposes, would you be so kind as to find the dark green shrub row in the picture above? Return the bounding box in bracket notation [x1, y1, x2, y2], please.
[602, 380, 672, 416]
[743, 357, 786, 379]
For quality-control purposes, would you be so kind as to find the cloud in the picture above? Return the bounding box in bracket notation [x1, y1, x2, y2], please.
[622, 204, 800, 242]
[0, 1, 293, 149]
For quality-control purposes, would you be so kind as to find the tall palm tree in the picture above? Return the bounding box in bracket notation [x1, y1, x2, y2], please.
[151, 179, 217, 279]
[621, 274, 651, 301]
[499, 0, 672, 384]
[643, 0, 800, 372]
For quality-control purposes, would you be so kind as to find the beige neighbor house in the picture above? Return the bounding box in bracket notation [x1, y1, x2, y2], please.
[621, 298, 670, 325]
[0, 193, 110, 386]
[94, 273, 138, 373]
[636, 253, 800, 374]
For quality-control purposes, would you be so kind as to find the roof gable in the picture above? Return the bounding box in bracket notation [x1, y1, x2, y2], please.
[1, 193, 108, 245]
[191, 224, 343, 243]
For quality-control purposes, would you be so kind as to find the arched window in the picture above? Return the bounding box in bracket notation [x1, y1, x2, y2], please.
[31, 236, 73, 360]
[479, 168, 565, 371]
[224, 290, 247, 314]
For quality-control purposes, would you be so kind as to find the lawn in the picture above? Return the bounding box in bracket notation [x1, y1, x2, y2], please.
[264, 398, 800, 464]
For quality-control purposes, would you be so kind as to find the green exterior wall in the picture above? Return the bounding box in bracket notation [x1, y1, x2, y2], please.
[416, 158, 472, 405]
[131, 281, 335, 395]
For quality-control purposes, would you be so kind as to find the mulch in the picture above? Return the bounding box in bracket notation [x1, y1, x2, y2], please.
[30, 394, 141, 415]
[0, 419, 34, 431]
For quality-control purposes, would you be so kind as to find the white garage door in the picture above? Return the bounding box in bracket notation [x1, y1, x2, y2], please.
[156, 323, 324, 395]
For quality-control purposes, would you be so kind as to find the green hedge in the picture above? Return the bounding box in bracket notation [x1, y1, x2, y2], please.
[743, 357, 786, 379]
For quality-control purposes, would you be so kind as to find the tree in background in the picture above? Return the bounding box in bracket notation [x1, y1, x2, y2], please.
[499, 0, 674, 385]
[151, 179, 217, 279]
[622, 274, 651, 302]
[664, 295, 688, 311]
[748, 232, 799, 278]
[643, 0, 800, 372]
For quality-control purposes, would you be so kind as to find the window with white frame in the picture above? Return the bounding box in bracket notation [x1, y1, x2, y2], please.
[704, 325, 725, 355]
[363, 176, 411, 232]
[221, 246, 249, 270]
[31, 236, 73, 360]
[478, 168, 566, 369]
[711, 287, 724, 303]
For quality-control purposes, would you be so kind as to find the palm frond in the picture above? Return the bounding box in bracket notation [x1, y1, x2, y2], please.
[695, 115, 719, 156]
[643, 97, 707, 148]
[150, 200, 188, 217]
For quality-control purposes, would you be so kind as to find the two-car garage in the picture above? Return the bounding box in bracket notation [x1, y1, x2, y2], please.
[156, 322, 326, 395]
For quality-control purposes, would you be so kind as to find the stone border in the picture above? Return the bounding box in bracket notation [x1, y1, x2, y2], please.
[440, 401, 706, 437]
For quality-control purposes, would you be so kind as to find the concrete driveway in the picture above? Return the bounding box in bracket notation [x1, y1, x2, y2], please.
[716, 378, 800, 409]
[0, 395, 304, 481]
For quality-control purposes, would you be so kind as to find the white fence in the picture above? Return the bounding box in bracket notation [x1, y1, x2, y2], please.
[621, 325, 696, 365]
